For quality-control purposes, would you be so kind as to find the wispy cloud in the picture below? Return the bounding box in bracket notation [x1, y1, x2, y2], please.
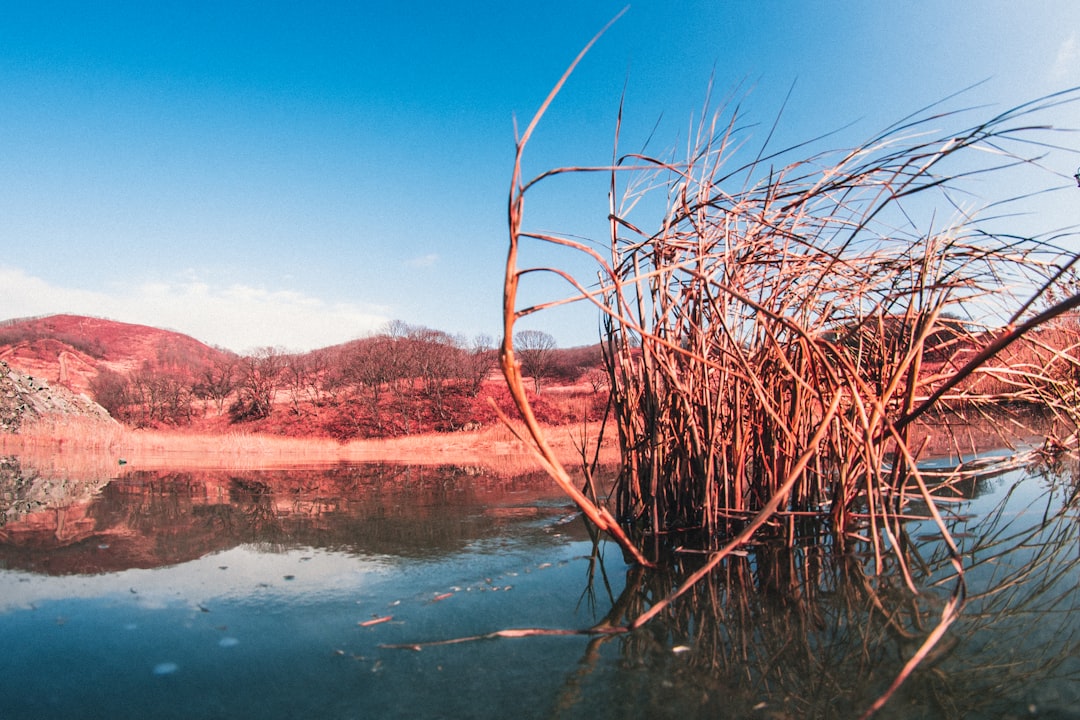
[0, 266, 390, 352]
[406, 253, 439, 268]
[1051, 31, 1078, 82]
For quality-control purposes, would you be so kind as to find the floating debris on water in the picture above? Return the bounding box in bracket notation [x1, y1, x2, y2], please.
[218, 637, 239, 648]
[153, 662, 178, 676]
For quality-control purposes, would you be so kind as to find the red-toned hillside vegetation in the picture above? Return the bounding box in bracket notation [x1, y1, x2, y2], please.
[9, 310, 1070, 444]
[0, 314, 608, 440]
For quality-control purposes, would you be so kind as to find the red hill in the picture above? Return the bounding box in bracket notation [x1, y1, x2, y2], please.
[0, 314, 229, 396]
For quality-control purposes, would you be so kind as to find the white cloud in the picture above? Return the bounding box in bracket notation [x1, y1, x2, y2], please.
[0, 266, 390, 352]
[1051, 31, 1078, 82]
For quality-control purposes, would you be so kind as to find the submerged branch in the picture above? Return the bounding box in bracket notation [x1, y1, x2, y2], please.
[380, 624, 629, 651]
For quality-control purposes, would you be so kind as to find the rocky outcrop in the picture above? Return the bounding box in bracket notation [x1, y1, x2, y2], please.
[0, 360, 115, 433]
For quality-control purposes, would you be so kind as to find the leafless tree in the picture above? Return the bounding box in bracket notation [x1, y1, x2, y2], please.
[282, 349, 333, 416]
[231, 346, 286, 421]
[89, 368, 129, 419]
[514, 329, 557, 393]
[193, 355, 237, 415]
[335, 335, 401, 432]
[461, 333, 497, 396]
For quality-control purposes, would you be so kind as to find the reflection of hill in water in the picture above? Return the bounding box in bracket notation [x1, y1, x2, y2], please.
[0, 462, 590, 575]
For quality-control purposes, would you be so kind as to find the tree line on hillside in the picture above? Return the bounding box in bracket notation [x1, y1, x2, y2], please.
[87, 322, 605, 437]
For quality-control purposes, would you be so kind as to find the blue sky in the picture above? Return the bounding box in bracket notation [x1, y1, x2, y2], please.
[2, 1, 1078, 352]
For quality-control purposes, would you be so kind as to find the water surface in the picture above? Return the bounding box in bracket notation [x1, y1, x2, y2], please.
[1, 456, 1077, 719]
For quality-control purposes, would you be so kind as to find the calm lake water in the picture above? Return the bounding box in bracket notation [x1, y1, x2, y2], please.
[0, 453, 1077, 719]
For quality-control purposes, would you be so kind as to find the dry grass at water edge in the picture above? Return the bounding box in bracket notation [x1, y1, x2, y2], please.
[2, 413, 615, 473]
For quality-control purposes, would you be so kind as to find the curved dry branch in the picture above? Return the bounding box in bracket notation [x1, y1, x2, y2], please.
[501, 10, 652, 567]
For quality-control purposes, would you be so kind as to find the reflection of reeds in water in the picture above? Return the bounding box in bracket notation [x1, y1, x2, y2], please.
[554, 459, 1079, 718]
[913, 462, 1080, 717]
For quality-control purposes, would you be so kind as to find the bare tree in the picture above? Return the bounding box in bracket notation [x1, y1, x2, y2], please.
[335, 335, 402, 432]
[514, 330, 557, 393]
[407, 325, 459, 400]
[89, 368, 129, 419]
[95, 365, 194, 426]
[461, 333, 497, 396]
[282, 349, 332, 415]
[583, 366, 608, 394]
[193, 355, 237, 415]
[231, 346, 286, 421]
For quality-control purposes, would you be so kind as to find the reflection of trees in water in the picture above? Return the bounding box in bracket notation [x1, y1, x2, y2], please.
[94, 471, 239, 563]
[552, 459, 1079, 720]
[225, 477, 289, 549]
[2, 463, 586, 572]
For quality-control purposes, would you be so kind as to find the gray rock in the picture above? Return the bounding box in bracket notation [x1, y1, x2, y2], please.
[0, 360, 115, 433]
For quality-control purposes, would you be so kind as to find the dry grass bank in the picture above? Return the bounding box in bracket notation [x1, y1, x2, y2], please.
[1, 413, 617, 473]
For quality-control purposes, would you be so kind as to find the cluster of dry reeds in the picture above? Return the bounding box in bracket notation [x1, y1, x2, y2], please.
[493, 28, 1080, 710]
[498, 16, 1080, 578]
[593, 95, 1080, 550]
